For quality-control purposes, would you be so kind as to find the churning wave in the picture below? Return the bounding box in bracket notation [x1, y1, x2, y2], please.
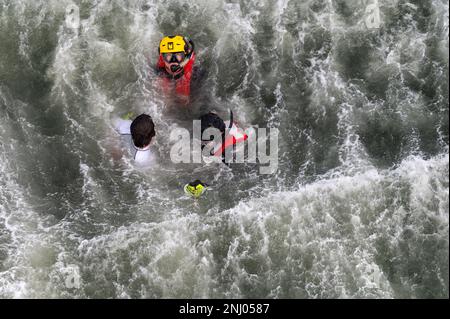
[0, 0, 448, 298]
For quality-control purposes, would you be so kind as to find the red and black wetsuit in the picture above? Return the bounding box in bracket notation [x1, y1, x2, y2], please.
[156, 49, 196, 97]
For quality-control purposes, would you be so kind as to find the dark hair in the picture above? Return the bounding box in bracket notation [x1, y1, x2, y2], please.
[200, 112, 226, 141]
[130, 114, 155, 148]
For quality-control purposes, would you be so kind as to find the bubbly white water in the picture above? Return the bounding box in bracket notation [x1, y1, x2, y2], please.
[0, 0, 448, 298]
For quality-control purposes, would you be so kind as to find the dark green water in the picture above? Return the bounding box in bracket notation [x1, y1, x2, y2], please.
[0, 0, 448, 298]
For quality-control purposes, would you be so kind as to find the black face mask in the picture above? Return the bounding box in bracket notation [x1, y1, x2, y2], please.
[170, 64, 181, 73]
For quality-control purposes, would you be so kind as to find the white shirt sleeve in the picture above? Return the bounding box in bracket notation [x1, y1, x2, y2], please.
[134, 149, 156, 166]
[114, 118, 132, 135]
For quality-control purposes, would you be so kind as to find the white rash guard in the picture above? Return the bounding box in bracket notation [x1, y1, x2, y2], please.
[114, 118, 156, 166]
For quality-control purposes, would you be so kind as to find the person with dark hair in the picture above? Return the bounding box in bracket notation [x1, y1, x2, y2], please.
[199, 111, 248, 159]
[130, 114, 155, 148]
[114, 113, 156, 165]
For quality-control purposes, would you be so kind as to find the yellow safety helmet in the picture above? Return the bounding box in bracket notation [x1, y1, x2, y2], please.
[159, 35, 187, 54]
[184, 180, 207, 198]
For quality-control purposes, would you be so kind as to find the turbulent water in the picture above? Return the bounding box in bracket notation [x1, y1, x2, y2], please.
[0, 0, 448, 298]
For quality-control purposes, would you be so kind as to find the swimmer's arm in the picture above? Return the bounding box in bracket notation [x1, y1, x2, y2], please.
[103, 118, 131, 162]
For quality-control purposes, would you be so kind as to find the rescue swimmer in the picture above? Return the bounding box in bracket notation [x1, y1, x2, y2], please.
[156, 35, 196, 99]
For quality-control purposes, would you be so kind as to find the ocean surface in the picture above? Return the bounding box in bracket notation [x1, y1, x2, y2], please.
[0, 0, 448, 298]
